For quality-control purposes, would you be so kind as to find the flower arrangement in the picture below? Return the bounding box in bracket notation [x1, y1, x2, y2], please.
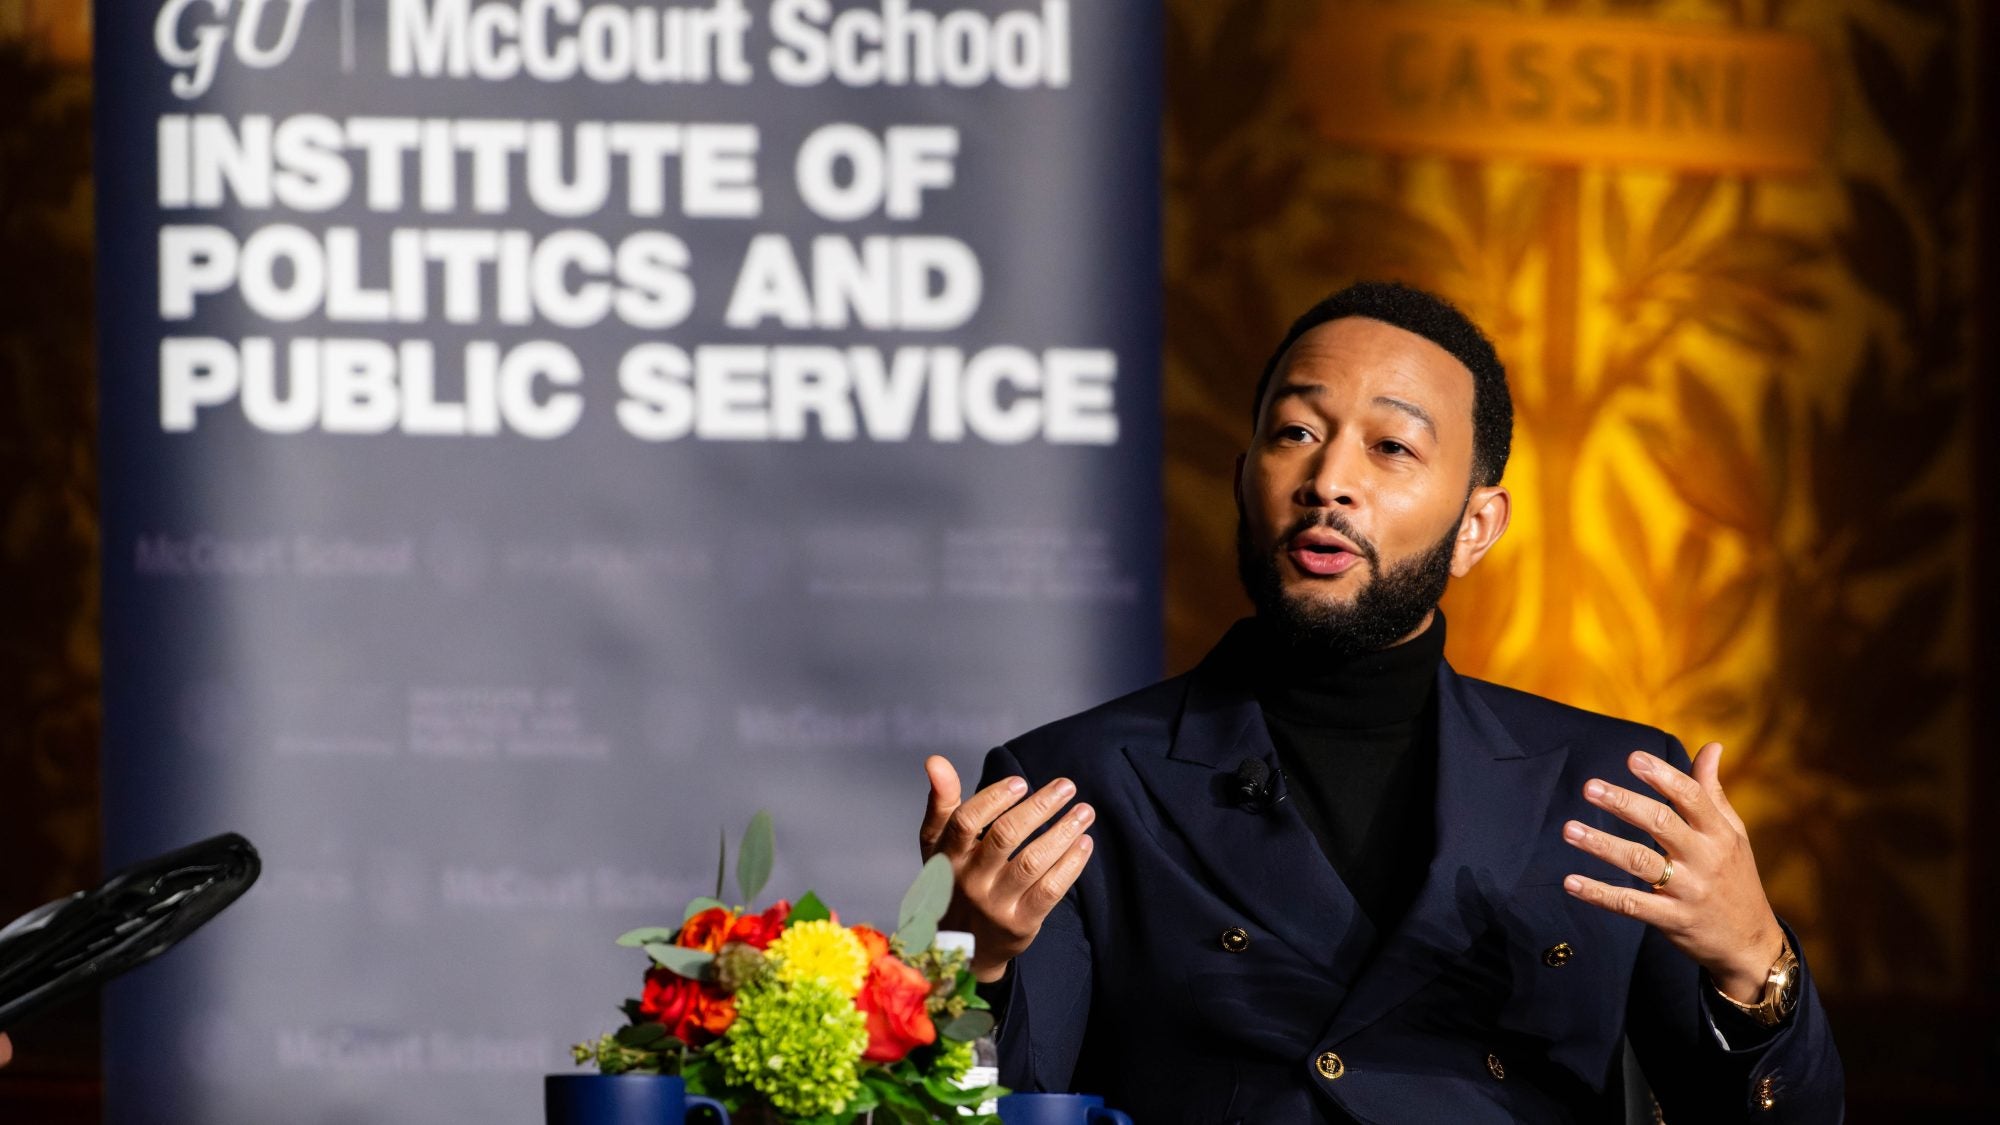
[572, 812, 1003, 1124]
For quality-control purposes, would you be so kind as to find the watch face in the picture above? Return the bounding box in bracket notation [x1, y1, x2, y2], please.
[1778, 969, 1799, 1010]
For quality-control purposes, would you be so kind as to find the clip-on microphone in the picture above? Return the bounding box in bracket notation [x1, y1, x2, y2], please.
[1230, 758, 1284, 814]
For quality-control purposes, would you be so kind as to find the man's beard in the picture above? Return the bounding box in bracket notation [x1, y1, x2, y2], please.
[1236, 508, 1460, 656]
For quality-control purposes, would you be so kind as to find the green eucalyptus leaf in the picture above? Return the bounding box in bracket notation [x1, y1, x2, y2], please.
[681, 896, 727, 922]
[615, 927, 678, 948]
[736, 810, 776, 904]
[939, 1009, 996, 1042]
[897, 917, 937, 958]
[896, 853, 954, 935]
[787, 890, 831, 927]
[642, 943, 715, 978]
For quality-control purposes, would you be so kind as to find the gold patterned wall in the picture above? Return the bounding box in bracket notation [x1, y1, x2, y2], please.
[1164, 0, 1979, 1001]
[0, 0, 97, 908]
[0, 0, 99, 1113]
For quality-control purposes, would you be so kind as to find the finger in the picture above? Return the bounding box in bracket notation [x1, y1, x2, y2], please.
[980, 778, 1079, 860]
[919, 756, 964, 853]
[0, 1032, 12, 1067]
[998, 802, 1096, 895]
[1019, 834, 1093, 919]
[1630, 750, 1724, 834]
[1562, 872, 1677, 927]
[1692, 742, 1748, 835]
[1562, 819, 1669, 886]
[936, 775, 1031, 856]
[1583, 777, 1691, 851]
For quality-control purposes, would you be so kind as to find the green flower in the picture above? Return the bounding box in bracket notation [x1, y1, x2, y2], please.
[929, 1037, 974, 1084]
[716, 979, 868, 1117]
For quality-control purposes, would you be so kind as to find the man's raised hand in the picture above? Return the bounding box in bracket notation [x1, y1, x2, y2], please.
[1560, 742, 1786, 1003]
[919, 755, 1095, 983]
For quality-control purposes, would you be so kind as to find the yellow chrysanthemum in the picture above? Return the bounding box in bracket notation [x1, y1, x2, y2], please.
[766, 920, 871, 997]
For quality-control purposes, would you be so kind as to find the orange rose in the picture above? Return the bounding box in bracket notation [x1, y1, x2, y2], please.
[855, 954, 937, 1063]
[678, 907, 736, 953]
[726, 900, 791, 950]
[639, 968, 738, 1045]
[851, 925, 892, 962]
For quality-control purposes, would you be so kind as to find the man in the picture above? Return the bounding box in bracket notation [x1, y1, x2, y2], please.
[918, 282, 1841, 1122]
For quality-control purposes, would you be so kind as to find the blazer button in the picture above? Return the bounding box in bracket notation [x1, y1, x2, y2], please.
[1315, 1051, 1346, 1080]
[1756, 1073, 1776, 1110]
[1219, 927, 1250, 953]
[1543, 942, 1574, 968]
[1486, 1053, 1506, 1080]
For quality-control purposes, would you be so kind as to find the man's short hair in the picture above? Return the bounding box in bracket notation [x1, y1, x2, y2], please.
[1251, 281, 1514, 488]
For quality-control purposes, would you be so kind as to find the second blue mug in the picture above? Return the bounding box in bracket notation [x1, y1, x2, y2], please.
[545, 1074, 729, 1125]
[997, 1092, 1133, 1125]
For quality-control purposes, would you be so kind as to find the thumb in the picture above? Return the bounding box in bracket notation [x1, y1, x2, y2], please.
[919, 756, 962, 856]
[1694, 741, 1746, 830]
[924, 755, 962, 806]
[1692, 741, 1723, 789]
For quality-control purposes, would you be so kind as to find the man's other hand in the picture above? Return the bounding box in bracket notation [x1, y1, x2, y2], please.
[919, 755, 1095, 983]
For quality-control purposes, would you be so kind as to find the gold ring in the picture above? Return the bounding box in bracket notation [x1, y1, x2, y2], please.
[1650, 857, 1674, 891]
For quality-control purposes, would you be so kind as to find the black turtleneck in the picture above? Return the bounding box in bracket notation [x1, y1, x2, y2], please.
[1246, 611, 1446, 938]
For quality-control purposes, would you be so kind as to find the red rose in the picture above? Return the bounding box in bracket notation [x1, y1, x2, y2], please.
[855, 954, 937, 1063]
[678, 907, 736, 953]
[726, 900, 791, 950]
[639, 968, 737, 1045]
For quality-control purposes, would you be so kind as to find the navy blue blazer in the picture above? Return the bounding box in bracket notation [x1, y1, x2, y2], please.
[978, 630, 1842, 1123]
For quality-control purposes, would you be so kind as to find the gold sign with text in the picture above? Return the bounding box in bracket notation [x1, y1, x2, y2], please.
[1290, 8, 1831, 173]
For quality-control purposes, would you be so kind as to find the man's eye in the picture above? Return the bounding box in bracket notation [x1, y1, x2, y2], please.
[1277, 425, 1313, 442]
[1378, 440, 1410, 456]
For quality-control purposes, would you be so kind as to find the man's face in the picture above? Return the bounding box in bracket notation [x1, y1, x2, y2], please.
[1235, 316, 1505, 653]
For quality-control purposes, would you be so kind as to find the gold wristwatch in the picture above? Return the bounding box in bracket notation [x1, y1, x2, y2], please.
[1713, 937, 1800, 1028]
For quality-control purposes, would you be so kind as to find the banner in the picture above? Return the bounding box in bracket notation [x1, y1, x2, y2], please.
[95, 3, 1160, 1120]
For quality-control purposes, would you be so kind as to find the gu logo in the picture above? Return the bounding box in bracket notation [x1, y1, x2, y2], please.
[154, 0, 316, 100]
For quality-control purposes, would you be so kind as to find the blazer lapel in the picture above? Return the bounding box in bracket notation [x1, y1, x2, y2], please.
[1321, 662, 1571, 1044]
[1124, 630, 1376, 975]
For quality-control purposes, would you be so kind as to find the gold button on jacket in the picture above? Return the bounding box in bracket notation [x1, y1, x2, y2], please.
[1486, 1053, 1506, 1080]
[1543, 941, 1574, 968]
[1219, 926, 1250, 953]
[1314, 1051, 1345, 1080]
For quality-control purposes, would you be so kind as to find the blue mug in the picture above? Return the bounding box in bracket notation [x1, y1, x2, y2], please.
[997, 1092, 1133, 1125]
[545, 1074, 729, 1125]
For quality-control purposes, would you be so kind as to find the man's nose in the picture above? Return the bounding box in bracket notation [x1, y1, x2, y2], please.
[1299, 441, 1364, 508]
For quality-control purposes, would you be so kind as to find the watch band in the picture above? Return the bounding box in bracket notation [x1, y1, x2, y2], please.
[1712, 937, 1799, 1028]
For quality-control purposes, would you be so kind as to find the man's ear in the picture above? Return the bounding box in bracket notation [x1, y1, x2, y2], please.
[1451, 484, 1511, 577]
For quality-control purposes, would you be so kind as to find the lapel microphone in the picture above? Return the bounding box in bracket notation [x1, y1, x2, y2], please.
[1230, 758, 1285, 813]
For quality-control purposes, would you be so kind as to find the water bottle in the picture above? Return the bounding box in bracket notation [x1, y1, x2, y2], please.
[936, 930, 1000, 1116]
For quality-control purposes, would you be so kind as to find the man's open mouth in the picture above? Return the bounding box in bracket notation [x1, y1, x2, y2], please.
[1286, 535, 1364, 577]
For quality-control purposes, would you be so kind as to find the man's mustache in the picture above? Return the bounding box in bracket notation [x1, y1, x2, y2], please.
[1278, 510, 1380, 570]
